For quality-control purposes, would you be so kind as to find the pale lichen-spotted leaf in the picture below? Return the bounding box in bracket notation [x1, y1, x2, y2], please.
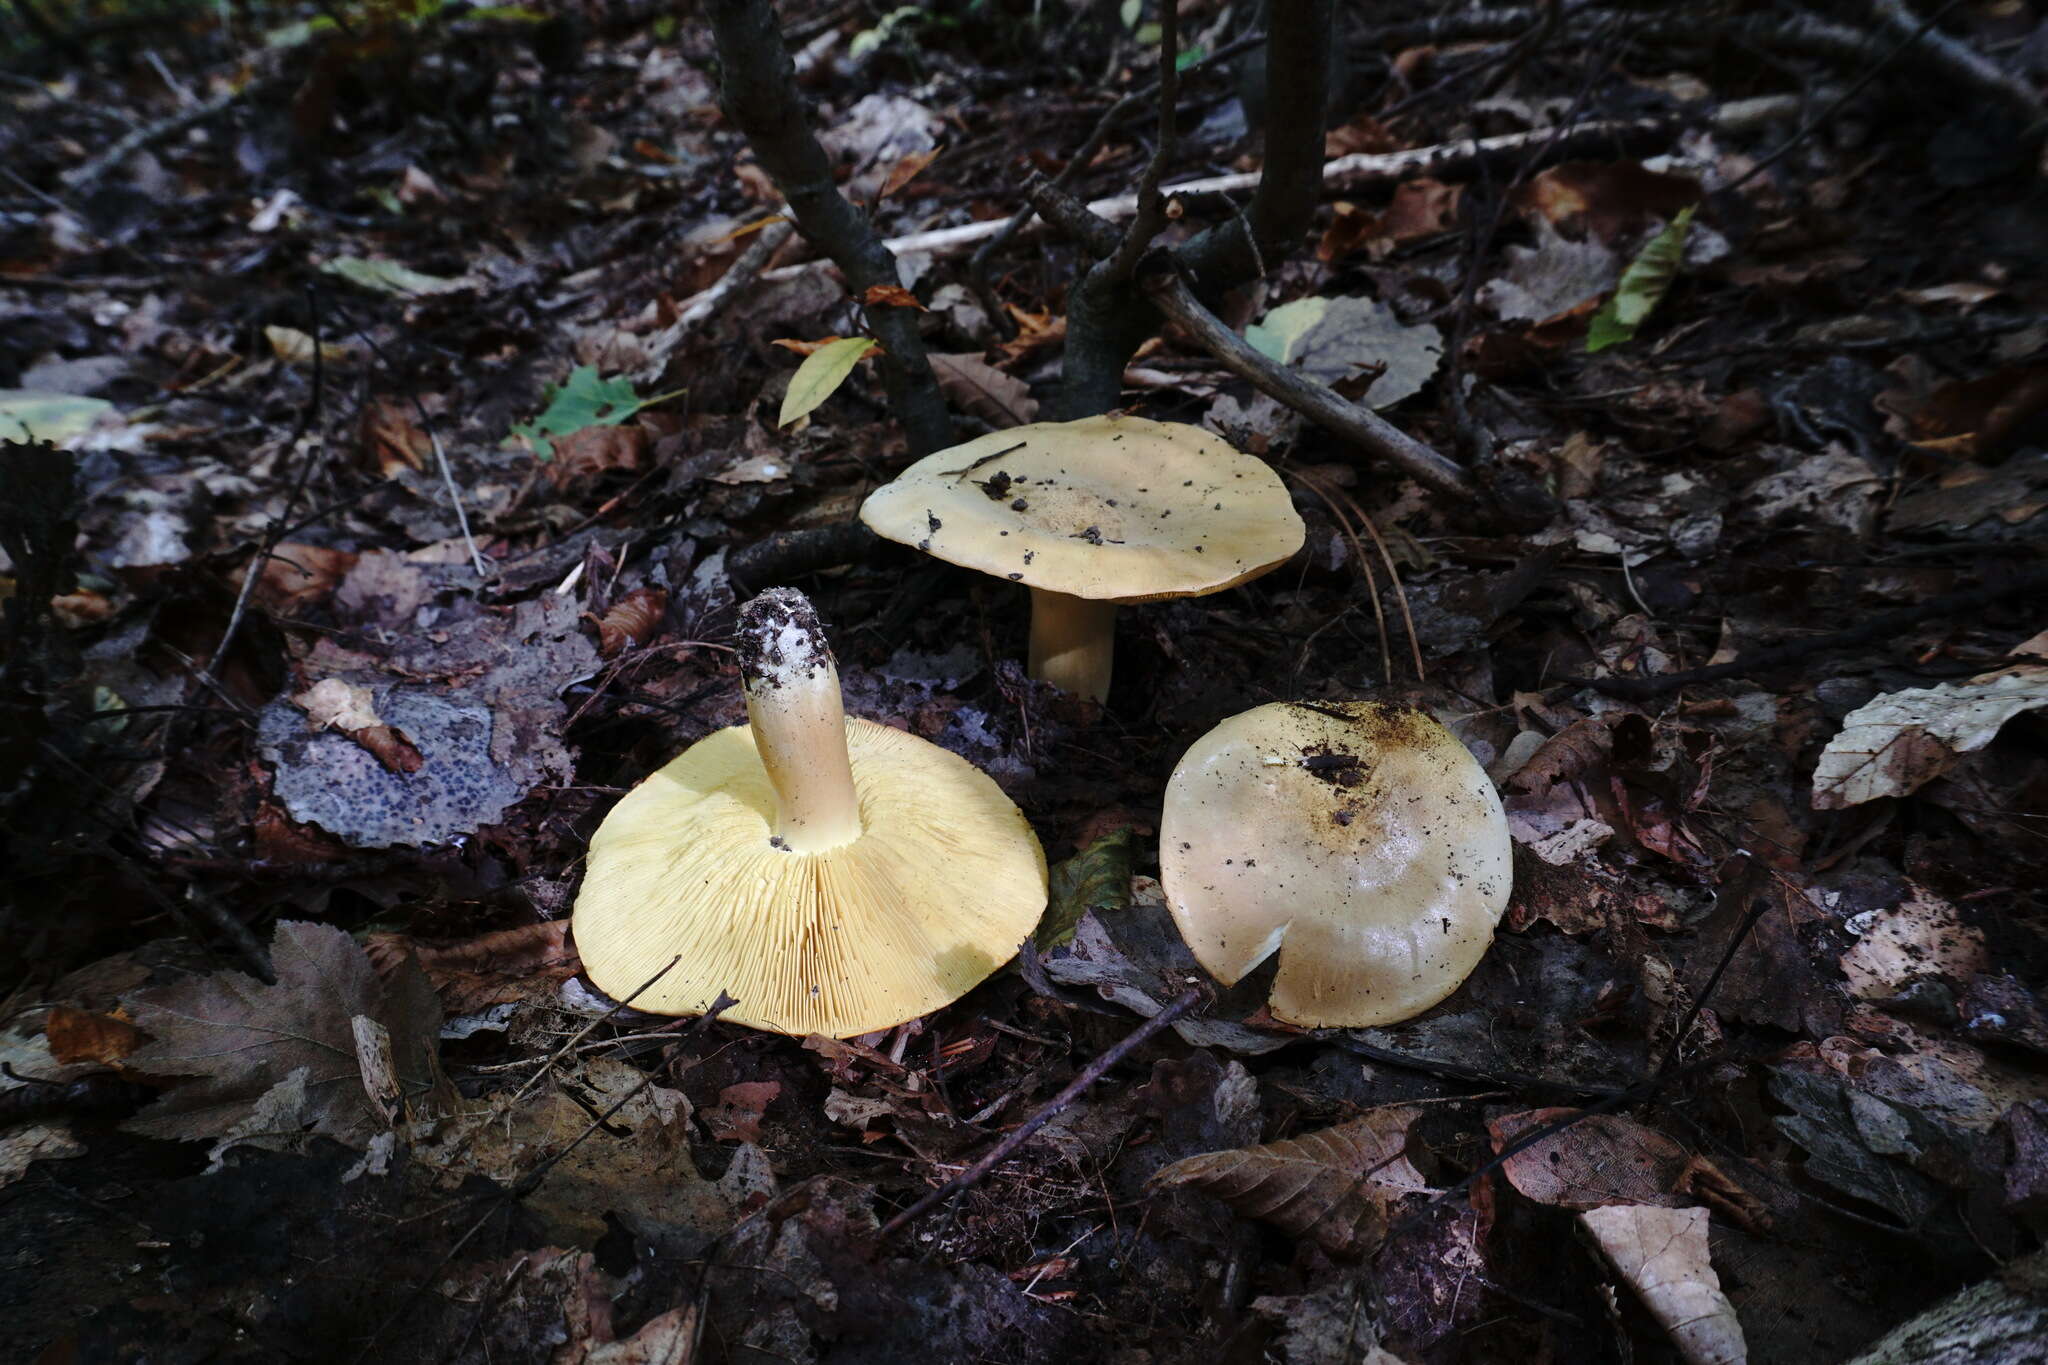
[1147, 1105, 1430, 1257]
[778, 336, 879, 427]
[1586, 205, 1695, 353]
[1811, 664, 2048, 808]
[1581, 1204, 1747, 1365]
[122, 921, 445, 1147]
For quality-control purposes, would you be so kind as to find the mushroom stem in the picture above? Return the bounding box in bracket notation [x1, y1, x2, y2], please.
[737, 589, 864, 853]
[1027, 588, 1118, 702]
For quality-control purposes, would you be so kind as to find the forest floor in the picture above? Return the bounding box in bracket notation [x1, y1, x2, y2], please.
[4, 2, 2048, 1363]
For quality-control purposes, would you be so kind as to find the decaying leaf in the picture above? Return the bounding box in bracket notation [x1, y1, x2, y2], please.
[1582, 1204, 1746, 1365]
[122, 922, 447, 1147]
[928, 351, 1039, 425]
[292, 677, 424, 774]
[1840, 883, 1986, 999]
[1245, 295, 1441, 409]
[1038, 827, 1136, 951]
[779, 336, 879, 427]
[365, 920, 579, 1016]
[1148, 1105, 1429, 1257]
[594, 587, 668, 657]
[1812, 664, 2048, 808]
[43, 1005, 144, 1067]
[1491, 1109, 1703, 1210]
[704, 1080, 781, 1144]
[319, 256, 472, 297]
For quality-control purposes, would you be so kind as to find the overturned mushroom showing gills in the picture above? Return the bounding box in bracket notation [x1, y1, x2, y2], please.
[857, 415, 1304, 702]
[1160, 701, 1511, 1028]
[572, 588, 1048, 1037]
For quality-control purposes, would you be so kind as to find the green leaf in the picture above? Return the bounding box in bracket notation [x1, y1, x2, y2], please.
[1585, 205, 1695, 354]
[511, 366, 683, 458]
[778, 337, 879, 428]
[1244, 296, 1330, 364]
[320, 256, 471, 298]
[0, 390, 116, 446]
[1037, 828, 1136, 951]
[1175, 46, 1206, 72]
[1119, 0, 1143, 29]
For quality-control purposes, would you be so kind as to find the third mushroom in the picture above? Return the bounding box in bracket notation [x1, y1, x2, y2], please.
[1159, 700, 1513, 1028]
[858, 415, 1304, 703]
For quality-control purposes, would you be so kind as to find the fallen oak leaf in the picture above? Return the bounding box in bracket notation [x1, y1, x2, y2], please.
[1148, 1104, 1430, 1257]
[121, 921, 447, 1147]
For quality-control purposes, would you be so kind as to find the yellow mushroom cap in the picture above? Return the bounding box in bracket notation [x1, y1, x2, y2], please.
[857, 414, 1305, 602]
[1159, 701, 1512, 1029]
[572, 590, 1048, 1038]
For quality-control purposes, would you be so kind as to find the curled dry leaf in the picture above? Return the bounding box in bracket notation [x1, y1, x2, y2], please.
[1581, 1204, 1747, 1365]
[365, 920, 579, 1016]
[594, 586, 668, 657]
[861, 283, 926, 310]
[292, 677, 424, 775]
[1147, 1105, 1430, 1258]
[1811, 664, 2048, 808]
[1490, 1109, 1764, 1229]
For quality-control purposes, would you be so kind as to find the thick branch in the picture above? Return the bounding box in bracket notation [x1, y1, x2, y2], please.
[703, 0, 953, 455]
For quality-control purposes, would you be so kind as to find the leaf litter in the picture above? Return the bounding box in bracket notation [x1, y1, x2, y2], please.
[5, 2, 2048, 1362]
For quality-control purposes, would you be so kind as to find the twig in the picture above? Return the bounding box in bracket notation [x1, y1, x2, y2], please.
[61, 82, 245, 193]
[1567, 564, 2048, 700]
[737, 98, 1803, 282]
[1142, 267, 1476, 500]
[642, 218, 796, 381]
[1102, 0, 1179, 284]
[877, 988, 1202, 1240]
[209, 286, 327, 676]
[426, 423, 488, 578]
[703, 0, 952, 455]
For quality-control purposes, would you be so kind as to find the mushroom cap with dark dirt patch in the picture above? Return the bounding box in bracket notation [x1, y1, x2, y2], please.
[573, 722, 1048, 1038]
[1159, 701, 1512, 1029]
[857, 414, 1305, 602]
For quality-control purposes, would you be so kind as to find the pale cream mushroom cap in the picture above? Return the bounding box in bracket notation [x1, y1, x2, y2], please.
[573, 588, 1047, 1039]
[1159, 701, 1511, 1029]
[575, 721, 1047, 1036]
[856, 414, 1304, 603]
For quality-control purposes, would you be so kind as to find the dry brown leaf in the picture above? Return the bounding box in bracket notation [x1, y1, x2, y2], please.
[927, 351, 1039, 426]
[1581, 1205, 1747, 1365]
[594, 587, 668, 657]
[546, 422, 649, 491]
[771, 335, 848, 357]
[121, 921, 447, 1146]
[44, 1005, 145, 1067]
[996, 305, 1067, 363]
[704, 1081, 781, 1144]
[358, 396, 429, 476]
[241, 542, 357, 613]
[862, 283, 926, 311]
[291, 678, 424, 775]
[365, 921, 580, 1016]
[1147, 1105, 1429, 1257]
[1812, 665, 2048, 808]
[878, 147, 940, 199]
[1490, 1109, 1724, 1210]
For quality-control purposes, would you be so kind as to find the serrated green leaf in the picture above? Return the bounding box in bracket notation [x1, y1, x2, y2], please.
[512, 365, 683, 458]
[1037, 828, 1136, 950]
[320, 256, 471, 298]
[778, 337, 879, 428]
[1585, 205, 1695, 354]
